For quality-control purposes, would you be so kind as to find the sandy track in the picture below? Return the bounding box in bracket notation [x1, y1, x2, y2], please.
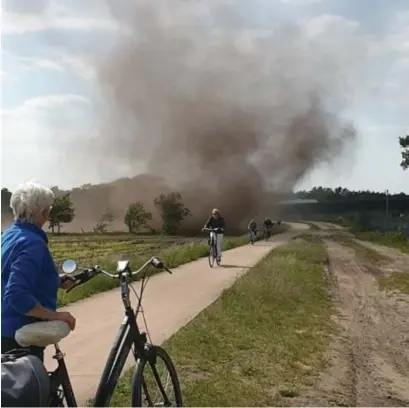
[45, 224, 307, 405]
[295, 241, 409, 407]
[312, 221, 344, 230]
[356, 239, 409, 274]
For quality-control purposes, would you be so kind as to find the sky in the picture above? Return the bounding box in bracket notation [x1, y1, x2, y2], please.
[1, 0, 408, 193]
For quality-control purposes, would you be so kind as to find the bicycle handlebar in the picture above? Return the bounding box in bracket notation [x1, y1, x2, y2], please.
[66, 257, 172, 293]
[202, 227, 224, 233]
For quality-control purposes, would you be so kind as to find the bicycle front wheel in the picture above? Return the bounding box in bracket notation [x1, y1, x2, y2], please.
[132, 345, 182, 407]
[208, 245, 215, 268]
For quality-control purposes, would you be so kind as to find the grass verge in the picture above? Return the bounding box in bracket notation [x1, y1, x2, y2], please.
[57, 235, 250, 307]
[306, 222, 320, 230]
[330, 234, 389, 264]
[111, 238, 334, 407]
[352, 230, 409, 253]
[377, 272, 409, 295]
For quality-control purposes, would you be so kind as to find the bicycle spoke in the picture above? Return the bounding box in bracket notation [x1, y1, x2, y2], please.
[150, 361, 171, 405]
[140, 355, 174, 406]
[142, 376, 154, 406]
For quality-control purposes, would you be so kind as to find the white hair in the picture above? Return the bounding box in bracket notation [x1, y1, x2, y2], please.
[10, 182, 55, 223]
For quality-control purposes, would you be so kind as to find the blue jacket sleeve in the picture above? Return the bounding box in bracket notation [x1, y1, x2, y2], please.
[4, 240, 45, 315]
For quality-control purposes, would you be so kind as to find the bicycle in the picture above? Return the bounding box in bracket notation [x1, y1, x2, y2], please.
[202, 227, 224, 267]
[263, 226, 272, 241]
[14, 256, 183, 407]
[249, 229, 257, 245]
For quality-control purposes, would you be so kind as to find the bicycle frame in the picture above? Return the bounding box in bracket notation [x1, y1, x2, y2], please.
[209, 232, 218, 256]
[53, 269, 166, 407]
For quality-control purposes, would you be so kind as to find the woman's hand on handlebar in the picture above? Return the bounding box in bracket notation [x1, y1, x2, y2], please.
[60, 274, 76, 291]
[65, 268, 98, 293]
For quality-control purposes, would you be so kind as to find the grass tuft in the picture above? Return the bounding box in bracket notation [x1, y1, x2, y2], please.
[377, 272, 409, 295]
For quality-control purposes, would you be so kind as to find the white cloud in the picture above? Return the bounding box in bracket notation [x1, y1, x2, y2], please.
[2, 49, 97, 82]
[49, 50, 97, 80]
[22, 94, 90, 109]
[1, 92, 98, 190]
[2, 1, 118, 34]
[304, 14, 360, 37]
[2, 94, 91, 121]
[2, 12, 118, 34]
[2, 50, 64, 73]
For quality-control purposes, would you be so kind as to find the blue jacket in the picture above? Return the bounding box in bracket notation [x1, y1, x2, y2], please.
[1, 221, 60, 339]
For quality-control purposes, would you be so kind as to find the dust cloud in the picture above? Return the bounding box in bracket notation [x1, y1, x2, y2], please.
[94, 1, 358, 231]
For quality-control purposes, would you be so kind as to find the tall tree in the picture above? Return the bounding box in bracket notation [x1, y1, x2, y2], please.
[154, 192, 190, 235]
[124, 202, 152, 233]
[48, 194, 75, 233]
[399, 134, 409, 170]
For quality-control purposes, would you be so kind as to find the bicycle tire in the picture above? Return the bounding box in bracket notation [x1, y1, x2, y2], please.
[208, 245, 215, 268]
[92, 322, 129, 406]
[132, 345, 183, 407]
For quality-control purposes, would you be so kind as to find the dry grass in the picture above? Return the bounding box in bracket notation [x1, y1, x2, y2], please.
[111, 238, 334, 406]
[328, 234, 390, 264]
[377, 272, 409, 295]
[353, 230, 409, 253]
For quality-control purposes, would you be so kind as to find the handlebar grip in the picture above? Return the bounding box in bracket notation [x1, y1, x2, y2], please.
[67, 268, 98, 293]
[151, 257, 164, 269]
[150, 257, 172, 274]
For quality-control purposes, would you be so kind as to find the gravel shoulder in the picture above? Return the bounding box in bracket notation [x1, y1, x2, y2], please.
[293, 241, 409, 407]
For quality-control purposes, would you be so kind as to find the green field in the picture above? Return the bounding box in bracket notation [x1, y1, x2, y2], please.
[52, 233, 250, 306]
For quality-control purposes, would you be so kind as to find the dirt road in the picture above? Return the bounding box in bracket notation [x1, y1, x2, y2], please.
[295, 240, 409, 407]
[356, 239, 409, 274]
[46, 224, 308, 405]
[312, 221, 344, 230]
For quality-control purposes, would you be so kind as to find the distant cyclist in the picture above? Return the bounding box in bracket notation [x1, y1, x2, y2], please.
[202, 209, 225, 263]
[263, 217, 273, 240]
[247, 219, 257, 243]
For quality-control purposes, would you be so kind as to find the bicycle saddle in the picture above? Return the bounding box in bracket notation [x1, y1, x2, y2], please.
[15, 321, 71, 347]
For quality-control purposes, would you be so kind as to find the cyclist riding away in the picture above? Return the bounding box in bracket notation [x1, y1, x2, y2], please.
[248, 218, 257, 242]
[263, 216, 273, 239]
[202, 209, 225, 263]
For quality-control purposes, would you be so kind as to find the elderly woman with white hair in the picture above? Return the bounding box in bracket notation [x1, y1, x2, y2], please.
[1, 182, 76, 361]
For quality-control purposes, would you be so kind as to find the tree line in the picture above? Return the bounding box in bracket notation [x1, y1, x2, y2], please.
[293, 187, 408, 202]
[1, 188, 191, 235]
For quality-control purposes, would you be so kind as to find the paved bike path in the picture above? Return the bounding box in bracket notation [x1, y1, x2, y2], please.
[45, 224, 308, 405]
